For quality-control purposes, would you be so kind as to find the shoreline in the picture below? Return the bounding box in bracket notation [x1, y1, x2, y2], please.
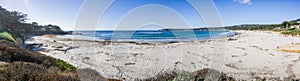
[25, 30, 300, 80]
[61, 30, 235, 44]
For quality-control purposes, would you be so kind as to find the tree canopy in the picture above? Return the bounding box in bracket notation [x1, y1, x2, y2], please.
[0, 6, 66, 40]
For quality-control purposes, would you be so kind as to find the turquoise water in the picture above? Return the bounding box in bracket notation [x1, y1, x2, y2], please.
[65, 30, 235, 42]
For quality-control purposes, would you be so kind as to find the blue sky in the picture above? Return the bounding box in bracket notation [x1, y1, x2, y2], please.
[0, 0, 299, 30]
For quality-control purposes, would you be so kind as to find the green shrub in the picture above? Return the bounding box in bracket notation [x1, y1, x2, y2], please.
[56, 59, 77, 71]
[288, 28, 297, 31]
[0, 42, 56, 67]
[281, 31, 291, 35]
[281, 29, 300, 36]
[0, 32, 16, 43]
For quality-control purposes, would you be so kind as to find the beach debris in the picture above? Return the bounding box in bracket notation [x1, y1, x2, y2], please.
[83, 57, 90, 60]
[228, 37, 237, 41]
[225, 63, 239, 69]
[236, 47, 245, 50]
[242, 53, 248, 56]
[232, 55, 238, 57]
[175, 61, 181, 65]
[251, 45, 263, 50]
[124, 62, 135, 66]
[64, 46, 79, 54]
[97, 51, 103, 53]
[55, 46, 64, 48]
[105, 52, 110, 55]
[131, 53, 139, 57]
[265, 49, 269, 51]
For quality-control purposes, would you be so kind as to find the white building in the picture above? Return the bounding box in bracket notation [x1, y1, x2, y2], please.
[290, 25, 300, 29]
[297, 19, 300, 24]
[290, 19, 300, 28]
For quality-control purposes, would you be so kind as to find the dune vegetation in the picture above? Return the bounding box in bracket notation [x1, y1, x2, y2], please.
[0, 32, 16, 43]
[281, 28, 300, 36]
[0, 40, 80, 81]
[225, 19, 300, 36]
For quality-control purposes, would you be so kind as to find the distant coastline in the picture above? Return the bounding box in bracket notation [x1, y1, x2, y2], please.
[62, 29, 235, 43]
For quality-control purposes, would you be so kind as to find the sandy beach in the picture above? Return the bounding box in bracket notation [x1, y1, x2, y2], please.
[25, 31, 300, 80]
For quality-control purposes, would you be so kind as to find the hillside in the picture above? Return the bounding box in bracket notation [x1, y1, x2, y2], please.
[0, 40, 80, 81]
[0, 6, 80, 81]
[0, 6, 67, 41]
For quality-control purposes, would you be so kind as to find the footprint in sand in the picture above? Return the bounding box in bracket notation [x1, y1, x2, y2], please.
[285, 56, 300, 78]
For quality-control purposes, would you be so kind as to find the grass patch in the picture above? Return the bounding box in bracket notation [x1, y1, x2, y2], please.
[0, 40, 81, 80]
[0, 41, 57, 67]
[56, 59, 77, 71]
[281, 29, 300, 36]
[0, 40, 73, 71]
[0, 62, 79, 81]
[0, 32, 16, 44]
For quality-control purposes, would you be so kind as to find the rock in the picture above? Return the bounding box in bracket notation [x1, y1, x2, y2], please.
[225, 63, 239, 69]
[15, 38, 25, 49]
[77, 68, 121, 81]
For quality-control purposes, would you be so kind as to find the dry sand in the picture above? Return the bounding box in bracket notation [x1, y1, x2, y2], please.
[280, 44, 300, 54]
[25, 31, 300, 80]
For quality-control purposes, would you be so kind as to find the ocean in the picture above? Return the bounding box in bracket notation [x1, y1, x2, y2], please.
[64, 30, 235, 42]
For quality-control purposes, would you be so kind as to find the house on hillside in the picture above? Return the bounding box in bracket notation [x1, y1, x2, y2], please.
[290, 25, 300, 29]
[297, 19, 300, 23]
[290, 19, 300, 29]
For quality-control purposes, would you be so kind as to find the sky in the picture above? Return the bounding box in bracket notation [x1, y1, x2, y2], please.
[0, 0, 299, 30]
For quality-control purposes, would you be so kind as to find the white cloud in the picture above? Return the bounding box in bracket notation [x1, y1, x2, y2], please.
[234, 0, 252, 5]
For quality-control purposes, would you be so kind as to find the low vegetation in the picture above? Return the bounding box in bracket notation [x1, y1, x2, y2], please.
[225, 24, 281, 31]
[0, 40, 77, 70]
[0, 32, 16, 43]
[56, 59, 77, 71]
[0, 40, 56, 66]
[225, 19, 300, 36]
[0, 62, 79, 81]
[142, 68, 235, 81]
[0, 40, 80, 80]
[281, 28, 300, 36]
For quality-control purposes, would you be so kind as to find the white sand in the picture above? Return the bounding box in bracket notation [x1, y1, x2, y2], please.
[25, 31, 300, 80]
